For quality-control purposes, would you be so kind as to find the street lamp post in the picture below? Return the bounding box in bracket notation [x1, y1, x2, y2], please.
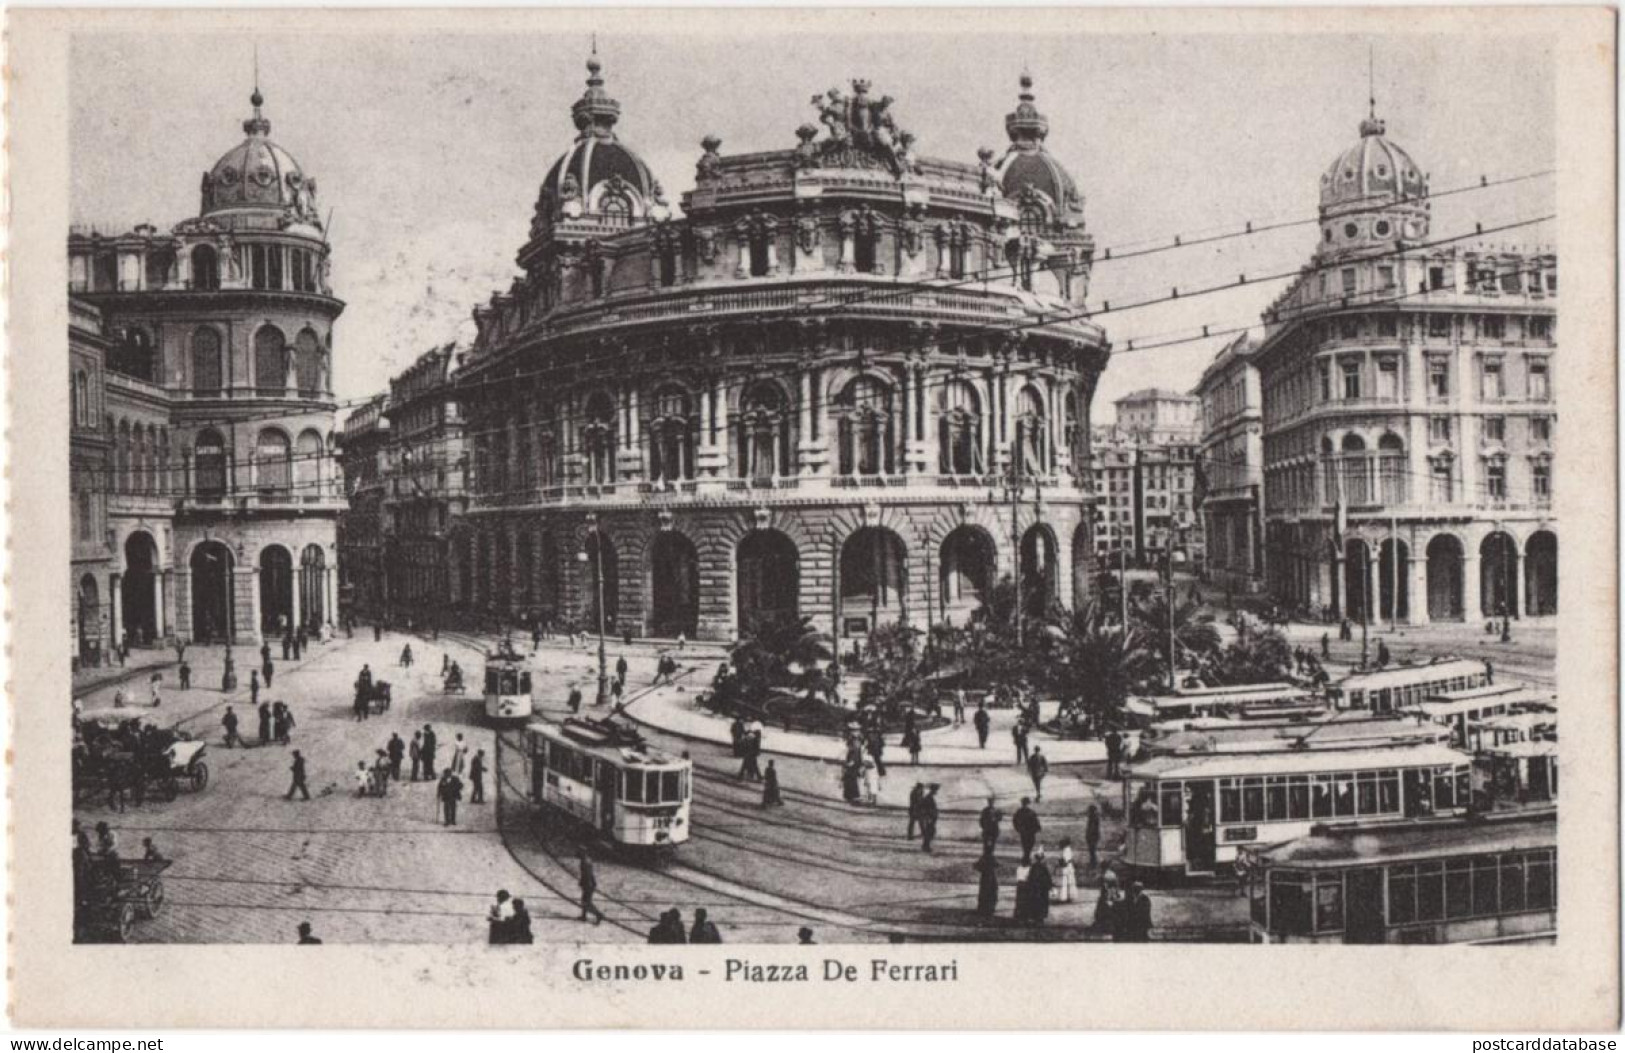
[578, 534, 610, 706]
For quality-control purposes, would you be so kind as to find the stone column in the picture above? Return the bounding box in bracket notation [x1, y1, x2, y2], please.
[1511, 544, 1525, 619]
[766, 239, 779, 275]
[1367, 549, 1381, 623]
[737, 240, 751, 278]
[1462, 554, 1482, 621]
[1409, 555, 1430, 626]
[110, 573, 123, 648]
[153, 571, 166, 638]
[920, 364, 938, 474]
[291, 563, 303, 631]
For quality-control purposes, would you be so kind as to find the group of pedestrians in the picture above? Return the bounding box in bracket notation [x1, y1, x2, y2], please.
[968, 794, 1116, 930]
[904, 782, 941, 851]
[221, 700, 297, 750]
[730, 716, 765, 781]
[647, 907, 723, 944]
[486, 889, 535, 944]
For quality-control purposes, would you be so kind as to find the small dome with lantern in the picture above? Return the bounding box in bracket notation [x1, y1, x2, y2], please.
[994, 73, 1084, 228]
[199, 88, 321, 227]
[1320, 113, 1427, 212]
[532, 53, 664, 235]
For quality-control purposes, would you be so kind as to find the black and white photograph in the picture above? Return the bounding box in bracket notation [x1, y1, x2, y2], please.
[10, 4, 1617, 1033]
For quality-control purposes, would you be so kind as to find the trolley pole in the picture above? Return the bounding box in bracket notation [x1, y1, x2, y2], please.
[579, 529, 610, 707]
[1120, 543, 1129, 631]
[1498, 519, 1513, 643]
[1165, 547, 1177, 692]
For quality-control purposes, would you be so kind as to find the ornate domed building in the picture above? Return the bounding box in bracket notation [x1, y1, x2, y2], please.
[68, 85, 345, 658]
[1254, 108, 1558, 626]
[449, 59, 1110, 642]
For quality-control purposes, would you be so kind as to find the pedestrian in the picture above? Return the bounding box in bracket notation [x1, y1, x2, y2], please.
[738, 732, 762, 782]
[1340, 617, 1352, 642]
[567, 687, 583, 714]
[281, 633, 291, 661]
[623, 628, 634, 648]
[388, 733, 406, 782]
[438, 769, 463, 826]
[616, 655, 628, 683]
[1013, 721, 1029, 765]
[1023, 847, 1054, 924]
[451, 733, 469, 775]
[648, 909, 687, 944]
[249, 669, 261, 708]
[1485, 660, 1494, 685]
[258, 700, 272, 745]
[1013, 797, 1041, 862]
[442, 653, 451, 676]
[1027, 745, 1049, 801]
[355, 761, 373, 797]
[409, 732, 423, 781]
[1122, 881, 1153, 942]
[509, 899, 534, 944]
[488, 889, 515, 944]
[1320, 631, 1331, 659]
[578, 850, 605, 924]
[689, 908, 723, 944]
[761, 760, 783, 807]
[902, 723, 922, 766]
[953, 688, 967, 726]
[978, 797, 1003, 850]
[973, 703, 991, 749]
[221, 705, 241, 749]
[1085, 804, 1102, 869]
[1094, 872, 1120, 935]
[797, 926, 816, 945]
[611, 676, 624, 705]
[422, 725, 438, 778]
[400, 643, 413, 668]
[469, 749, 487, 804]
[907, 782, 925, 839]
[861, 760, 880, 806]
[1055, 838, 1077, 903]
[263, 656, 274, 689]
[729, 717, 745, 757]
[677, 632, 687, 651]
[1377, 639, 1391, 668]
[1104, 728, 1123, 779]
[296, 922, 322, 945]
[918, 784, 940, 853]
[285, 749, 310, 800]
[179, 660, 191, 690]
[973, 846, 999, 918]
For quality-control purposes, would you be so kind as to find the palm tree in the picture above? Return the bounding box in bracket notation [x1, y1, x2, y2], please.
[1131, 594, 1223, 687]
[728, 614, 833, 701]
[1055, 601, 1157, 724]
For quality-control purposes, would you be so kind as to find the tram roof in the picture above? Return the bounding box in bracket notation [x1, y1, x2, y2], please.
[1413, 687, 1554, 717]
[1145, 716, 1447, 756]
[1334, 658, 1487, 690]
[1423, 682, 1548, 704]
[527, 720, 686, 768]
[1128, 742, 1471, 780]
[1169, 682, 1305, 700]
[1256, 809, 1557, 868]
[1480, 739, 1559, 759]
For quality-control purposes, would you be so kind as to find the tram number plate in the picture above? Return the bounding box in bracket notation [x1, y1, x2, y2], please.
[653, 816, 674, 829]
[1223, 826, 1258, 842]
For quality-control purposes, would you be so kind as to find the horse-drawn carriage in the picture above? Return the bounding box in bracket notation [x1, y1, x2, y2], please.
[74, 856, 172, 943]
[73, 711, 209, 806]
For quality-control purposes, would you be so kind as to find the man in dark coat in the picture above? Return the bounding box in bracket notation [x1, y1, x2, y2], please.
[689, 908, 722, 944]
[973, 847, 999, 918]
[1104, 728, 1123, 779]
[469, 749, 487, 804]
[1012, 722, 1030, 764]
[258, 701, 272, 746]
[262, 652, 274, 689]
[568, 687, 583, 714]
[1012, 797, 1041, 862]
[906, 783, 925, 840]
[438, 770, 463, 826]
[973, 704, 991, 748]
[978, 797, 1003, 850]
[421, 724, 438, 778]
[1122, 882, 1153, 942]
[221, 706, 241, 749]
[1085, 804, 1103, 869]
[578, 851, 604, 924]
[1023, 850, 1055, 924]
[615, 655, 629, 683]
[409, 732, 423, 781]
[918, 785, 940, 853]
[1027, 746, 1050, 801]
[387, 733, 406, 782]
[285, 749, 310, 800]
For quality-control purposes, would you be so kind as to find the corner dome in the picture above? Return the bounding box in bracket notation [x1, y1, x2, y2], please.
[994, 73, 1082, 218]
[1320, 114, 1427, 212]
[200, 89, 320, 225]
[533, 55, 663, 231]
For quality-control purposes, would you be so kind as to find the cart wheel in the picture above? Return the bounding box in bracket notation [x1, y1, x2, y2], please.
[139, 879, 165, 919]
[158, 777, 179, 802]
[116, 902, 136, 942]
[189, 763, 210, 792]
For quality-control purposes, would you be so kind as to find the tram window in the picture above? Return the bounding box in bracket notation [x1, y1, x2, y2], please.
[1434, 768, 1457, 810]
[1416, 862, 1445, 921]
[1444, 860, 1473, 919]
[661, 771, 680, 801]
[1526, 852, 1554, 910]
[1389, 865, 1417, 925]
[1378, 771, 1400, 813]
[1270, 871, 1311, 935]
[1314, 875, 1344, 932]
[1472, 857, 1500, 916]
[1242, 777, 1265, 823]
[1219, 780, 1241, 824]
[1333, 775, 1356, 817]
[1265, 777, 1288, 821]
[1287, 776, 1311, 820]
[625, 770, 644, 802]
[501, 670, 517, 694]
[1356, 772, 1379, 814]
[1455, 768, 1471, 805]
[1499, 856, 1527, 912]
[1158, 783, 1182, 828]
[1311, 776, 1334, 818]
[520, 672, 532, 694]
[1249, 876, 1267, 927]
[486, 671, 499, 695]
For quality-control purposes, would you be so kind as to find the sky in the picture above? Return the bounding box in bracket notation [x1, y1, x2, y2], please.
[69, 25, 1555, 413]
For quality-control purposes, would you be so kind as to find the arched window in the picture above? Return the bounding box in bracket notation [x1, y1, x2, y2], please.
[583, 392, 617, 485]
[1014, 386, 1048, 475]
[114, 329, 156, 381]
[1378, 432, 1407, 505]
[192, 327, 223, 394]
[255, 326, 287, 395]
[739, 382, 789, 482]
[257, 429, 292, 496]
[191, 244, 219, 291]
[295, 429, 324, 501]
[1341, 433, 1370, 506]
[73, 371, 89, 427]
[649, 385, 695, 484]
[158, 428, 170, 496]
[116, 420, 131, 493]
[937, 380, 982, 476]
[1019, 203, 1046, 236]
[837, 376, 894, 477]
[600, 192, 632, 228]
[658, 244, 678, 287]
[196, 428, 227, 497]
[295, 328, 322, 396]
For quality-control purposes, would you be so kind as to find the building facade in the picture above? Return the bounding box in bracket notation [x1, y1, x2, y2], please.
[70, 300, 115, 667]
[1256, 111, 1557, 624]
[337, 395, 389, 621]
[67, 86, 346, 650]
[1089, 389, 1204, 571]
[1196, 332, 1266, 593]
[446, 59, 1110, 642]
[382, 345, 469, 620]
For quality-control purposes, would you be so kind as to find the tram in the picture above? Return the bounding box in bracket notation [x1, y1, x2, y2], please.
[483, 639, 533, 724]
[1403, 682, 1551, 747]
[1326, 657, 1490, 715]
[526, 718, 692, 849]
[1118, 742, 1474, 879]
[1140, 713, 1448, 759]
[1246, 807, 1556, 944]
[1124, 683, 1321, 728]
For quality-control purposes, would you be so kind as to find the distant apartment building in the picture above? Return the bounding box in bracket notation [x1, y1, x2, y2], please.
[1091, 388, 1204, 571]
[1195, 332, 1266, 593]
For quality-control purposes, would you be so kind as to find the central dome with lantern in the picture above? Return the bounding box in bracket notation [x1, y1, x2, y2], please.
[1315, 108, 1430, 258]
[994, 73, 1085, 229]
[531, 54, 666, 238]
[198, 88, 323, 231]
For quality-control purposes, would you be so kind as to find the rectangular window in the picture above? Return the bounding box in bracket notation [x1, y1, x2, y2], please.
[1434, 768, 1457, 810]
[1341, 268, 1357, 295]
[1339, 318, 1359, 339]
[1270, 873, 1312, 935]
[1265, 777, 1288, 821]
[1315, 875, 1345, 933]
[1500, 270, 1522, 293]
[1378, 266, 1395, 290]
[1483, 416, 1505, 443]
[1428, 358, 1450, 399]
[1390, 865, 1417, 926]
[1159, 782, 1183, 829]
[1526, 852, 1555, 909]
[1416, 862, 1445, 921]
[1445, 860, 1473, 919]
[1481, 360, 1505, 400]
[1310, 775, 1334, 818]
[1531, 416, 1552, 443]
[661, 770, 681, 803]
[1429, 266, 1446, 291]
[1533, 461, 1551, 502]
[1482, 315, 1506, 339]
[1333, 773, 1356, 816]
[1499, 856, 1527, 913]
[77, 491, 92, 540]
[1341, 361, 1362, 400]
[1378, 771, 1400, 814]
[1376, 359, 1399, 399]
[1472, 857, 1500, 917]
[1355, 771, 1379, 815]
[1486, 460, 1506, 500]
[1545, 273, 1558, 293]
[1429, 314, 1452, 338]
[1377, 314, 1398, 337]
[1429, 416, 1452, 444]
[1318, 361, 1332, 402]
[1242, 777, 1265, 823]
[1528, 316, 1551, 339]
[1219, 779, 1242, 824]
[1528, 360, 1550, 400]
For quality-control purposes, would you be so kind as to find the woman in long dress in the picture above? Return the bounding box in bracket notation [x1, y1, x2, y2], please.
[1054, 838, 1077, 903]
[861, 760, 880, 806]
[973, 848, 999, 918]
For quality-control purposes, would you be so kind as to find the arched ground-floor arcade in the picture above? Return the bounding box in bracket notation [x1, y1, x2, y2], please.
[1264, 515, 1559, 625]
[456, 496, 1096, 643]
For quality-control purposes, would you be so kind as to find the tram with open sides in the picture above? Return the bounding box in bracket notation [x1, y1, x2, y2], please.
[526, 717, 692, 850]
[1326, 657, 1490, 715]
[483, 638, 533, 725]
[1118, 742, 1474, 879]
